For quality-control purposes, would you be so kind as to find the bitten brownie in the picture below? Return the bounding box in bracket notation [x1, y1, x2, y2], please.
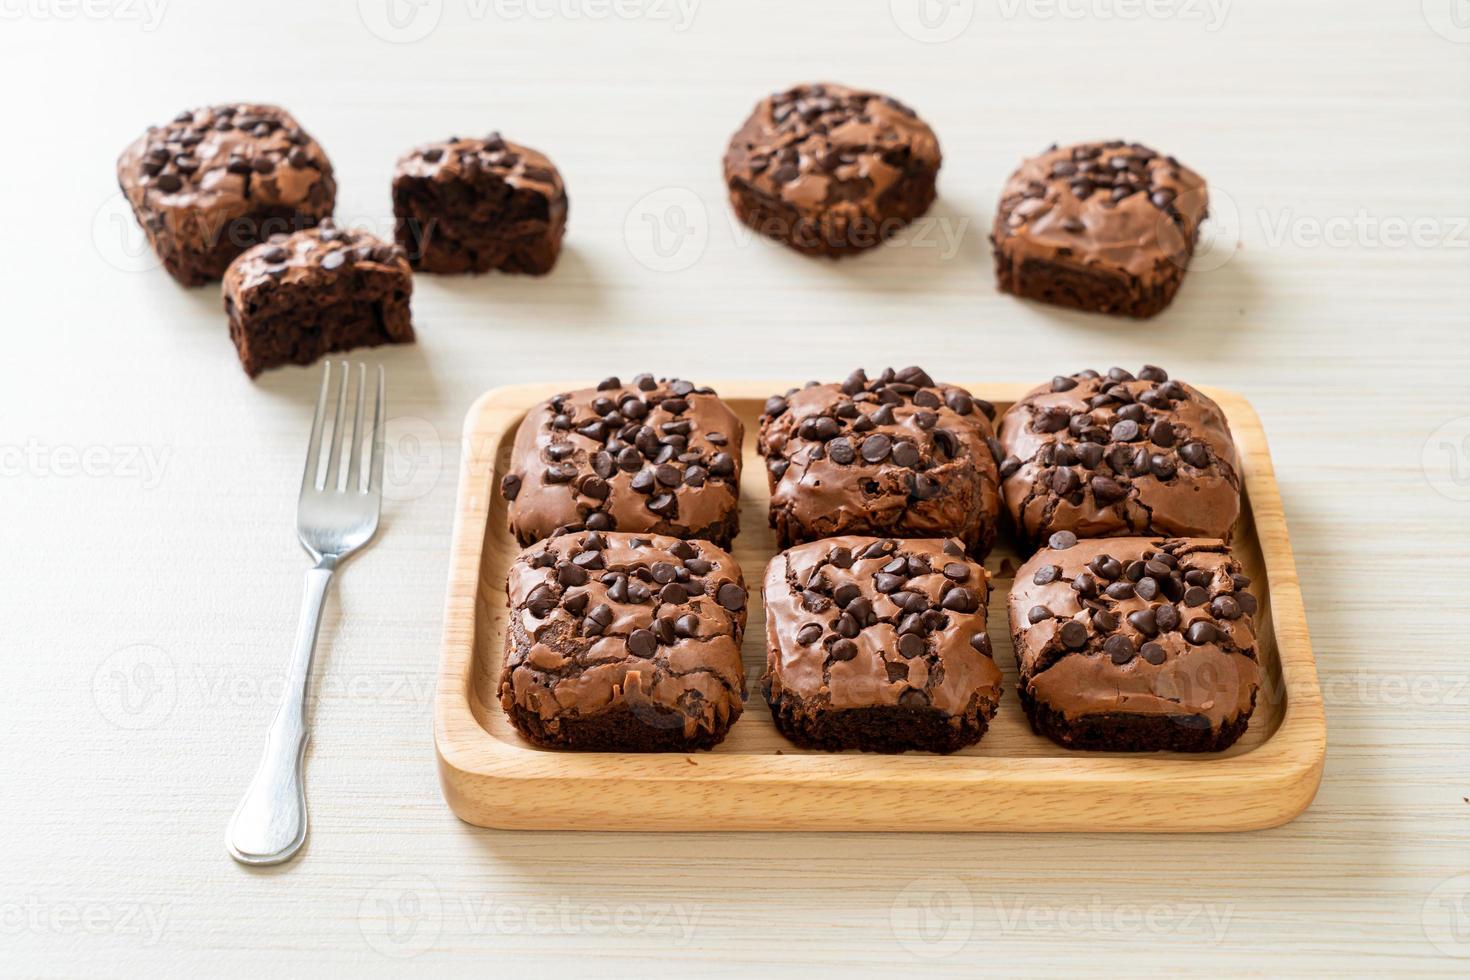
[222, 222, 414, 377]
[499, 531, 748, 751]
[991, 140, 1207, 317]
[1009, 535, 1260, 752]
[117, 104, 336, 286]
[500, 376, 743, 548]
[758, 367, 1002, 557]
[762, 536, 1001, 754]
[996, 366, 1240, 552]
[722, 83, 940, 257]
[392, 133, 567, 275]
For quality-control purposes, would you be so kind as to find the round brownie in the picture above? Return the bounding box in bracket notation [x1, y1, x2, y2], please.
[991, 140, 1208, 318]
[116, 104, 336, 286]
[722, 83, 940, 257]
[996, 365, 1240, 551]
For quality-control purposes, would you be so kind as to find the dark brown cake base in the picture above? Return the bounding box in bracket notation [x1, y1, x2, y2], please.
[765, 689, 991, 755]
[511, 510, 740, 552]
[504, 701, 734, 753]
[727, 168, 936, 258]
[227, 296, 413, 377]
[993, 250, 1186, 319]
[394, 181, 563, 275]
[150, 208, 329, 287]
[1017, 684, 1255, 753]
[769, 509, 993, 561]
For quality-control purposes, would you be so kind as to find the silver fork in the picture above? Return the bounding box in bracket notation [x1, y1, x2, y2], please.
[227, 361, 386, 866]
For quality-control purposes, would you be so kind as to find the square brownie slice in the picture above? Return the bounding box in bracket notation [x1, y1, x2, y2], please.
[117, 104, 336, 286]
[499, 531, 748, 751]
[991, 140, 1207, 318]
[1009, 535, 1260, 752]
[499, 375, 742, 548]
[762, 536, 1001, 754]
[392, 133, 567, 275]
[996, 365, 1241, 552]
[222, 223, 414, 377]
[758, 367, 1003, 557]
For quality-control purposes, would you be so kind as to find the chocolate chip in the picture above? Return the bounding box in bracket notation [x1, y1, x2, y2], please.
[827, 437, 856, 465]
[525, 585, 556, 618]
[1059, 620, 1088, 649]
[941, 588, 979, 613]
[1091, 476, 1128, 504]
[1183, 586, 1209, 607]
[1141, 642, 1166, 665]
[717, 583, 746, 611]
[500, 473, 521, 499]
[1211, 595, 1241, 620]
[796, 623, 822, 646]
[1155, 603, 1180, 632]
[1135, 577, 1159, 601]
[1127, 609, 1159, 637]
[1179, 442, 1210, 468]
[1048, 531, 1078, 550]
[860, 434, 892, 463]
[829, 639, 857, 661]
[1033, 564, 1060, 585]
[1186, 621, 1220, 645]
[942, 562, 969, 582]
[646, 493, 677, 517]
[1105, 635, 1136, 664]
[1111, 419, 1142, 443]
[557, 562, 587, 587]
[626, 629, 657, 657]
[674, 614, 700, 638]
[764, 396, 788, 417]
[1028, 605, 1052, 624]
[874, 573, 904, 594]
[898, 633, 925, 659]
[970, 632, 992, 656]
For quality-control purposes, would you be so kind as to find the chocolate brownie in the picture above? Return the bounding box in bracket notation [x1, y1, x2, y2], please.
[499, 531, 748, 751]
[991, 140, 1207, 317]
[758, 367, 1002, 557]
[761, 536, 1001, 754]
[392, 133, 567, 275]
[996, 366, 1240, 552]
[117, 104, 336, 286]
[222, 222, 414, 377]
[722, 83, 940, 257]
[500, 376, 742, 548]
[1009, 535, 1260, 752]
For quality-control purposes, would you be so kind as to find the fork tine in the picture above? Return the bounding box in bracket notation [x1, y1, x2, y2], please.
[302, 361, 333, 493]
[345, 363, 368, 493]
[323, 360, 351, 492]
[368, 365, 386, 495]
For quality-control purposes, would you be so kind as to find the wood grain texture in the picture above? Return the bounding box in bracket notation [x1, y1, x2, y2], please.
[437, 382, 1325, 831]
[2, 0, 1468, 975]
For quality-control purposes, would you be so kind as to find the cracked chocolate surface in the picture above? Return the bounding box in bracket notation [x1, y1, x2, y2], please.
[991, 140, 1207, 317]
[221, 221, 414, 377]
[117, 104, 336, 286]
[759, 367, 1002, 557]
[723, 83, 940, 256]
[762, 536, 1001, 753]
[392, 132, 567, 275]
[501, 375, 742, 547]
[997, 365, 1240, 551]
[499, 530, 747, 750]
[1009, 535, 1259, 751]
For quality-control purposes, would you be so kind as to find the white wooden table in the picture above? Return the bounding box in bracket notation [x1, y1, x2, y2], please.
[4, 1, 1468, 974]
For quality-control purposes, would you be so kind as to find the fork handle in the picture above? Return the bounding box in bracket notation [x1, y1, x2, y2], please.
[227, 556, 338, 866]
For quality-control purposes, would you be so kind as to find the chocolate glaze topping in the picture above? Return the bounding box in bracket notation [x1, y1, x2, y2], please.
[997, 366, 1240, 550]
[763, 536, 1000, 718]
[1009, 536, 1259, 728]
[116, 103, 336, 284]
[500, 531, 747, 743]
[759, 367, 1002, 557]
[993, 140, 1207, 282]
[502, 376, 743, 547]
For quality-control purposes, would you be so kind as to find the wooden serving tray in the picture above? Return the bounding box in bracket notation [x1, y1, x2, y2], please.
[435, 382, 1325, 832]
